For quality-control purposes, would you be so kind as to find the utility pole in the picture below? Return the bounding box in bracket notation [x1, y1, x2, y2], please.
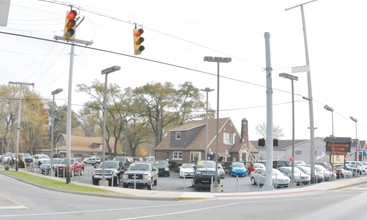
[53, 36, 92, 184]
[263, 32, 274, 190]
[286, 0, 318, 183]
[201, 87, 214, 161]
[8, 81, 35, 172]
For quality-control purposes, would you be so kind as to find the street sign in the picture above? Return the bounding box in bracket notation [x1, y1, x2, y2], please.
[291, 65, 309, 73]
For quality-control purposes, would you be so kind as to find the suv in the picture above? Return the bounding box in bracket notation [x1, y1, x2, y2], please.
[192, 160, 218, 190]
[154, 160, 170, 177]
[83, 156, 101, 166]
[92, 160, 124, 186]
[122, 162, 158, 190]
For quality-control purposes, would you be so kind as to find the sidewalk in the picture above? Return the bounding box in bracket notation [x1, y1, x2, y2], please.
[2, 165, 367, 201]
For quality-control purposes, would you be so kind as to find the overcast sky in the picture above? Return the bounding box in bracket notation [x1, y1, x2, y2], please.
[1, 0, 366, 142]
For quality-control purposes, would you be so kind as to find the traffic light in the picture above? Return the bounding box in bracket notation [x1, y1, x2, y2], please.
[63, 10, 77, 41]
[273, 139, 279, 147]
[133, 28, 145, 55]
[258, 138, 265, 147]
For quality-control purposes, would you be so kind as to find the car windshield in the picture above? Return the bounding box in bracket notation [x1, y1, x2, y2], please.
[59, 159, 75, 165]
[128, 163, 150, 171]
[154, 160, 169, 166]
[99, 161, 118, 169]
[43, 159, 51, 164]
[196, 161, 215, 169]
[182, 163, 194, 168]
[232, 163, 245, 168]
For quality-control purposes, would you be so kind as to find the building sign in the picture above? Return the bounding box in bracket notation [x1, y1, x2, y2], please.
[324, 137, 352, 156]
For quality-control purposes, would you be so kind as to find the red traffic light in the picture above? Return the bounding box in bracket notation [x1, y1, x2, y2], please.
[67, 10, 77, 20]
[134, 28, 144, 37]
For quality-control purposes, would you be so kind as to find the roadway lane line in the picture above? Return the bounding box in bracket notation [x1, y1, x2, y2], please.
[0, 193, 28, 210]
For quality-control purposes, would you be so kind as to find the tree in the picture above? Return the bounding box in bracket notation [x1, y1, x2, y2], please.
[255, 122, 284, 139]
[132, 81, 205, 147]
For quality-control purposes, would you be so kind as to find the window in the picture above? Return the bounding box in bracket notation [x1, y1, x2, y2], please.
[223, 132, 235, 145]
[173, 151, 183, 160]
[295, 150, 302, 155]
[175, 132, 181, 140]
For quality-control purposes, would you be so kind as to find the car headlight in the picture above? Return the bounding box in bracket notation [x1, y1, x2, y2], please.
[165, 168, 169, 171]
[143, 173, 151, 180]
[122, 173, 128, 179]
[196, 171, 202, 174]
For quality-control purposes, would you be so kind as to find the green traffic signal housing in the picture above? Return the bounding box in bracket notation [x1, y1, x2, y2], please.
[133, 28, 145, 55]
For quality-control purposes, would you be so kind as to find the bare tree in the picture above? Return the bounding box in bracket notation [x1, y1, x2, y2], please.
[255, 122, 284, 139]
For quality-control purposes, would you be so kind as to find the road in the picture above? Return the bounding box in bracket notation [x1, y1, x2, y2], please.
[1, 173, 367, 220]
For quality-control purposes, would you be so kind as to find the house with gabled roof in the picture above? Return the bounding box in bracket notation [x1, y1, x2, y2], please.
[155, 118, 257, 164]
[54, 134, 116, 158]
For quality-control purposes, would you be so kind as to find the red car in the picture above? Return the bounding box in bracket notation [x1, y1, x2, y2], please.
[54, 158, 85, 177]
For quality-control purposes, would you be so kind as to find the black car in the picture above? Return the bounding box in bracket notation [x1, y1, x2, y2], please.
[192, 160, 217, 190]
[154, 160, 170, 177]
[18, 153, 33, 168]
[92, 161, 124, 186]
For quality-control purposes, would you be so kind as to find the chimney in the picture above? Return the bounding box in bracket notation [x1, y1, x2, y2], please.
[241, 118, 249, 146]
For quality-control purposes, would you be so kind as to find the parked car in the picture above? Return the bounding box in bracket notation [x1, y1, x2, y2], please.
[273, 160, 291, 169]
[1, 152, 14, 164]
[297, 165, 324, 183]
[229, 162, 247, 177]
[250, 168, 290, 188]
[192, 160, 217, 190]
[18, 153, 33, 168]
[54, 158, 85, 177]
[39, 158, 63, 175]
[83, 156, 101, 165]
[293, 160, 306, 166]
[179, 163, 195, 178]
[334, 164, 353, 178]
[253, 162, 266, 170]
[314, 164, 336, 181]
[92, 160, 124, 186]
[122, 162, 158, 190]
[154, 160, 170, 177]
[278, 166, 310, 185]
[34, 154, 50, 167]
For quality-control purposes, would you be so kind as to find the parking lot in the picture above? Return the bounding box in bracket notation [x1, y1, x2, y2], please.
[70, 164, 288, 193]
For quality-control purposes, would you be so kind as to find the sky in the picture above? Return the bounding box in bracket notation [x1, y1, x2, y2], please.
[1, 0, 367, 142]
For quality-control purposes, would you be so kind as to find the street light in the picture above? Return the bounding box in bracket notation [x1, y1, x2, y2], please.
[101, 65, 121, 186]
[51, 88, 63, 177]
[279, 73, 298, 187]
[350, 116, 359, 176]
[204, 56, 231, 193]
[201, 87, 214, 161]
[324, 104, 335, 181]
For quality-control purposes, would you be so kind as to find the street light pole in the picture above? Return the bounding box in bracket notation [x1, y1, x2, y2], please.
[204, 56, 231, 193]
[324, 104, 335, 181]
[350, 116, 359, 176]
[201, 87, 214, 161]
[101, 66, 121, 186]
[51, 88, 63, 177]
[279, 73, 298, 187]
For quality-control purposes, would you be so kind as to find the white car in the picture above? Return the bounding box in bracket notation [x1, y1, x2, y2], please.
[250, 168, 290, 188]
[34, 154, 50, 166]
[179, 163, 195, 178]
[278, 166, 310, 185]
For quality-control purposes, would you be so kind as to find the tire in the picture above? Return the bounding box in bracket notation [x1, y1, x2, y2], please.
[92, 179, 99, 185]
[153, 179, 157, 186]
[80, 169, 84, 176]
[122, 183, 128, 188]
[251, 177, 256, 185]
[113, 176, 118, 186]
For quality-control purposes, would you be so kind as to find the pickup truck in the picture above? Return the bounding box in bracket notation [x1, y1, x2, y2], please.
[122, 162, 158, 190]
[92, 160, 124, 186]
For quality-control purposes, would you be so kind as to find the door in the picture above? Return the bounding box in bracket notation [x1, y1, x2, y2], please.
[190, 152, 201, 163]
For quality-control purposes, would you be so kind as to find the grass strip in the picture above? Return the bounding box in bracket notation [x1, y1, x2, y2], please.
[0, 170, 114, 194]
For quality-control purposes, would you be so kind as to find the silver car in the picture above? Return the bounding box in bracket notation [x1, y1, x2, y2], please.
[278, 166, 310, 185]
[250, 168, 290, 188]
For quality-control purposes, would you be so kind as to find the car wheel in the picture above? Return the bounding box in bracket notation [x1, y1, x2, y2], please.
[92, 179, 99, 185]
[80, 169, 84, 176]
[154, 179, 157, 186]
[122, 183, 128, 188]
[113, 177, 118, 186]
[251, 177, 256, 185]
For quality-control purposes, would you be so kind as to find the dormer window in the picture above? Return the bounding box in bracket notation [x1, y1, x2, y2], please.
[175, 131, 181, 140]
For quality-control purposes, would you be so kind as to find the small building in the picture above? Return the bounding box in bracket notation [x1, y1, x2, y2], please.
[54, 134, 116, 158]
[155, 118, 257, 165]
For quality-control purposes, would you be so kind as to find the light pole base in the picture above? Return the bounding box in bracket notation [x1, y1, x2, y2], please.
[211, 182, 222, 193]
[289, 182, 297, 188]
[262, 184, 274, 191]
[99, 179, 109, 186]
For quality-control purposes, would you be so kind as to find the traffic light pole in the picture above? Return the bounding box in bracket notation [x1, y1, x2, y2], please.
[54, 36, 92, 184]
